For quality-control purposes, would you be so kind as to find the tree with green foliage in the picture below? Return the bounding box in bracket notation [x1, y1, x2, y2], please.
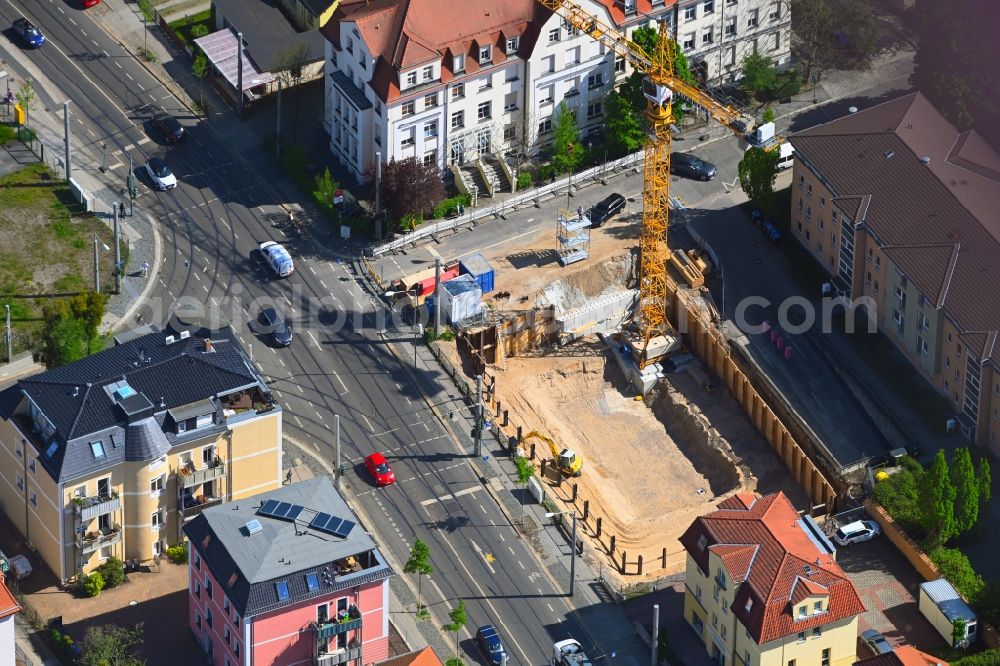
[137, 0, 155, 55]
[872, 464, 923, 534]
[792, 0, 880, 84]
[978, 457, 992, 505]
[313, 167, 338, 212]
[921, 449, 957, 548]
[15, 78, 35, 129]
[381, 157, 445, 233]
[79, 571, 105, 598]
[443, 599, 467, 659]
[911, 0, 998, 131]
[625, 27, 693, 123]
[762, 106, 776, 124]
[604, 91, 645, 156]
[951, 448, 979, 536]
[404, 539, 433, 618]
[192, 51, 209, 112]
[929, 547, 984, 602]
[738, 147, 780, 215]
[97, 556, 126, 589]
[70, 291, 106, 354]
[39, 291, 106, 366]
[740, 52, 778, 101]
[78, 623, 145, 666]
[953, 617, 969, 648]
[549, 103, 584, 175]
[44, 317, 88, 368]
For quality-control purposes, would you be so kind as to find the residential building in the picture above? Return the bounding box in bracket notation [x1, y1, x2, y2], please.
[0, 571, 22, 666]
[0, 327, 282, 583]
[679, 492, 865, 666]
[183, 476, 394, 666]
[788, 92, 1000, 454]
[854, 646, 949, 666]
[375, 647, 444, 666]
[673, 0, 791, 83]
[198, 0, 327, 109]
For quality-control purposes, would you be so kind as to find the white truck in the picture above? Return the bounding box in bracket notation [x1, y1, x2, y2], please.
[918, 578, 978, 647]
[552, 639, 592, 666]
[744, 121, 795, 170]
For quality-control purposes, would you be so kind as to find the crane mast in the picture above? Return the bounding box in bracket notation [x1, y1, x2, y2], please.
[537, 0, 750, 367]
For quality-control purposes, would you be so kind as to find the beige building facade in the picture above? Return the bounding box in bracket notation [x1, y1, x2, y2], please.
[0, 329, 282, 583]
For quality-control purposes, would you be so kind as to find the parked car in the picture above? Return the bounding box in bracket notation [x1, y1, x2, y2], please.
[671, 152, 717, 180]
[860, 629, 892, 655]
[8, 554, 32, 580]
[833, 519, 881, 546]
[365, 453, 395, 486]
[258, 241, 294, 277]
[475, 625, 509, 666]
[257, 308, 293, 347]
[12, 18, 45, 48]
[81, 0, 101, 7]
[152, 109, 186, 144]
[586, 193, 626, 228]
[144, 157, 177, 190]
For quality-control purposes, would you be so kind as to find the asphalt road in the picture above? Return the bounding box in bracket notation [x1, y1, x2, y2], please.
[0, 2, 624, 663]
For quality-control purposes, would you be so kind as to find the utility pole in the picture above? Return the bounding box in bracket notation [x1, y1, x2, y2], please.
[5, 304, 12, 363]
[236, 32, 245, 117]
[570, 510, 577, 597]
[433, 257, 442, 336]
[474, 374, 483, 457]
[100, 143, 108, 173]
[335, 414, 341, 489]
[113, 203, 122, 293]
[374, 151, 382, 240]
[651, 605, 660, 666]
[93, 236, 100, 293]
[63, 101, 71, 183]
[275, 78, 282, 158]
[128, 155, 135, 216]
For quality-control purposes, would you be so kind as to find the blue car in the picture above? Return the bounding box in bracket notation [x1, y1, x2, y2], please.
[475, 625, 508, 666]
[12, 18, 45, 48]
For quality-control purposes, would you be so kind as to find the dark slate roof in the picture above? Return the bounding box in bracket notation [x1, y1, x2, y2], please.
[212, 0, 325, 73]
[15, 327, 266, 482]
[329, 70, 373, 110]
[184, 476, 393, 618]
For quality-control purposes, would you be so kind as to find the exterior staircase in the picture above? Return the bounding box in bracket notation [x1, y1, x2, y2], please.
[480, 156, 509, 193]
[460, 163, 493, 200]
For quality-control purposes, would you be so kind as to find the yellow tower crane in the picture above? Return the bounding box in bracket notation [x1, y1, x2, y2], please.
[536, 0, 753, 367]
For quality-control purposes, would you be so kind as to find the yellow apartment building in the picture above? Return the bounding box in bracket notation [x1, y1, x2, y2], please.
[788, 92, 1000, 455]
[680, 492, 865, 666]
[0, 327, 283, 583]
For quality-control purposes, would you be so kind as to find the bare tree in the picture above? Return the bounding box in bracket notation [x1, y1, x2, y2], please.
[271, 43, 313, 143]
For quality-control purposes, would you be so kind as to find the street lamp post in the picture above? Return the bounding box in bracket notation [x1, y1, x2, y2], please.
[93, 234, 110, 292]
[545, 509, 578, 596]
[414, 323, 423, 369]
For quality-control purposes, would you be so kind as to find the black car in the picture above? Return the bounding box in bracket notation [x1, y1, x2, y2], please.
[152, 110, 185, 144]
[257, 308, 293, 347]
[671, 152, 717, 180]
[12, 17, 45, 48]
[475, 625, 508, 666]
[586, 193, 626, 227]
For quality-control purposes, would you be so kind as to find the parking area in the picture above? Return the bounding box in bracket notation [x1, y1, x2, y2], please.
[835, 535, 946, 656]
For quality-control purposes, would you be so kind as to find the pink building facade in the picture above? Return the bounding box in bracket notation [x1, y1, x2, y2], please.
[184, 477, 393, 666]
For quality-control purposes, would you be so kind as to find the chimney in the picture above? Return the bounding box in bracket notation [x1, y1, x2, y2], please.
[72, 386, 79, 398]
[204, 338, 213, 353]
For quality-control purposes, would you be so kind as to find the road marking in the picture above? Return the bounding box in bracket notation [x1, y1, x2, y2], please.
[68, 17, 76, 25]
[498, 533, 505, 542]
[419, 485, 481, 507]
[306, 330, 321, 350]
[316, 411, 326, 421]
[547, 603, 555, 613]
[293, 415, 303, 427]
[309, 265, 317, 275]
[319, 279, 328, 289]
[277, 357, 286, 367]
[126, 72, 133, 81]
[115, 61, 122, 69]
[372, 428, 399, 438]
[470, 540, 496, 574]
[361, 414, 374, 432]
[479, 504, 487, 513]
[102, 50, 110, 57]
[517, 559, 524, 569]
[296, 385, 304, 394]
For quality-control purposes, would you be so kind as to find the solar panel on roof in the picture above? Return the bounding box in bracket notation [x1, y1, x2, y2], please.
[309, 512, 332, 530]
[285, 504, 304, 521]
[332, 520, 355, 538]
[259, 499, 279, 515]
[274, 502, 292, 517]
[257, 500, 305, 522]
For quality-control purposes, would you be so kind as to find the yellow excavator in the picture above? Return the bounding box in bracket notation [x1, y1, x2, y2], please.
[536, 0, 753, 367]
[525, 431, 584, 477]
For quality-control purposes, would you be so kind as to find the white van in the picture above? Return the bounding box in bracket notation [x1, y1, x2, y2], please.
[776, 142, 795, 170]
[258, 241, 294, 278]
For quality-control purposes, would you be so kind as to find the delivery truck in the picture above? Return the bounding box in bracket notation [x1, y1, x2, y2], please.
[918, 578, 977, 647]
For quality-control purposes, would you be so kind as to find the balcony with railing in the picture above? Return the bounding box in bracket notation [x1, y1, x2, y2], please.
[73, 494, 121, 521]
[313, 608, 362, 639]
[177, 458, 225, 488]
[316, 647, 361, 666]
[180, 494, 223, 519]
[77, 525, 122, 554]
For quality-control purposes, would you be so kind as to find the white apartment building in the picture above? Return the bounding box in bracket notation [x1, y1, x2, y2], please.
[321, 0, 788, 184]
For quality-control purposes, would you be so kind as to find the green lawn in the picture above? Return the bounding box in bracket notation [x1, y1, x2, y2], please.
[0, 164, 125, 353]
[168, 10, 212, 48]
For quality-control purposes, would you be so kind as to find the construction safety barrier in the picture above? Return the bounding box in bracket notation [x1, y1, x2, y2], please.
[368, 151, 643, 257]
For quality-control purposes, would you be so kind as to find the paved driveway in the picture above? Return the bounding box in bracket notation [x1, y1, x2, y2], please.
[835, 537, 945, 654]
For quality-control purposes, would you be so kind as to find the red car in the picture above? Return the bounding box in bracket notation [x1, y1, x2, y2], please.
[365, 453, 396, 486]
[82, 0, 101, 7]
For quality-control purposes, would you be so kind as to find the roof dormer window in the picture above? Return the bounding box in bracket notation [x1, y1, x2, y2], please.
[479, 45, 492, 64]
[90, 441, 106, 459]
[454, 53, 465, 73]
[506, 36, 519, 54]
[405, 71, 417, 87]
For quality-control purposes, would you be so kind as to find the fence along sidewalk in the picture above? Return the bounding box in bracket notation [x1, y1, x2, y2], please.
[369, 151, 643, 257]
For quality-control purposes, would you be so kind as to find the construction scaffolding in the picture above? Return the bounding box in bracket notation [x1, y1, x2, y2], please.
[556, 208, 592, 266]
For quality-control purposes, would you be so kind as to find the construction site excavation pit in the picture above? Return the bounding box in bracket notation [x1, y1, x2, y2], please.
[441, 252, 798, 585]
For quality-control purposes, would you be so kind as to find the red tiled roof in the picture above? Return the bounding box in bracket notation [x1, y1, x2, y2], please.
[854, 645, 949, 666]
[590, 0, 676, 26]
[322, 0, 546, 102]
[0, 572, 22, 622]
[707, 544, 758, 583]
[680, 492, 865, 645]
[791, 92, 1000, 366]
[375, 647, 444, 666]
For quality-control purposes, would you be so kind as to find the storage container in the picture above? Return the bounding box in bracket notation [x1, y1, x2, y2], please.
[440, 274, 483, 324]
[459, 253, 495, 294]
